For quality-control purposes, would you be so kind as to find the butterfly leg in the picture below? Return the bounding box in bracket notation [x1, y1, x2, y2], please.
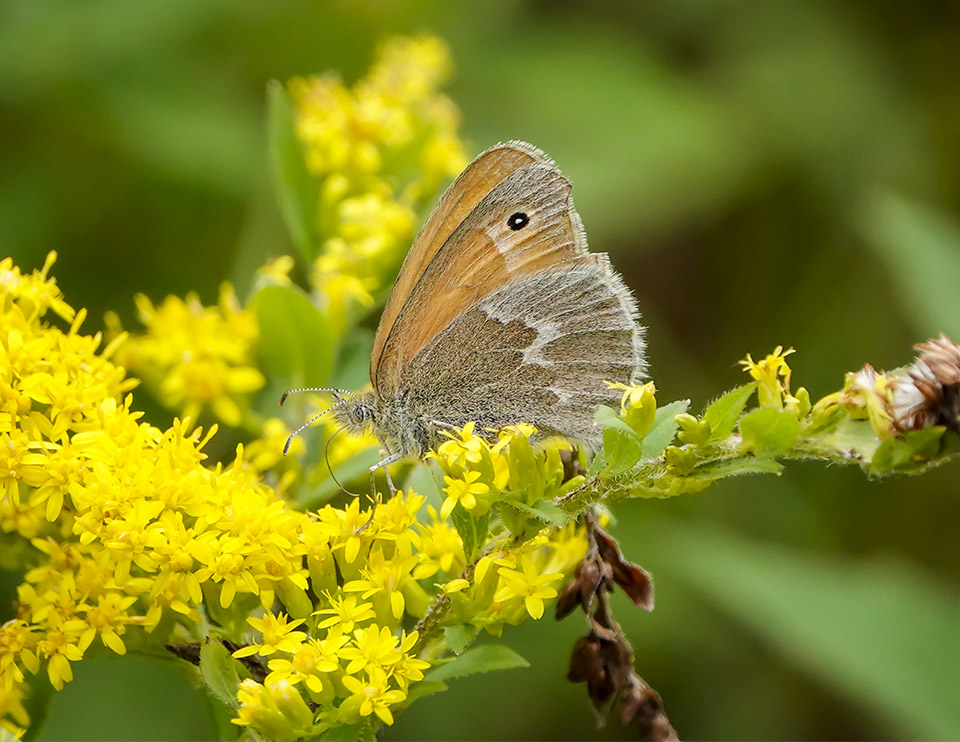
[357, 452, 404, 534]
[383, 465, 398, 495]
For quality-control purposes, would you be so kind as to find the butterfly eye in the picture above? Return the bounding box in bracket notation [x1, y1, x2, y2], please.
[507, 212, 529, 231]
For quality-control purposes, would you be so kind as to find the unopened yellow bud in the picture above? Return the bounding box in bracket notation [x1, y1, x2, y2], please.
[675, 413, 710, 446]
[612, 382, 657, 437]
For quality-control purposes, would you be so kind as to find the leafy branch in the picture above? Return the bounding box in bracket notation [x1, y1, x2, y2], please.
[560, 338, 960, 516]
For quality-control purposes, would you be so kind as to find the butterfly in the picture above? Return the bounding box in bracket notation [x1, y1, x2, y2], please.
[284, 140, 646, 494]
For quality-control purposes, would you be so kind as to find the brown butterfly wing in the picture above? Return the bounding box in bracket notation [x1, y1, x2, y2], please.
[373, 159, 595, 393]
[370, 141, 550, 386]
[403, 259, 644, 448]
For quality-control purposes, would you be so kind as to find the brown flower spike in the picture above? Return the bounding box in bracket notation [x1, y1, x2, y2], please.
[558, 510, 676, 741]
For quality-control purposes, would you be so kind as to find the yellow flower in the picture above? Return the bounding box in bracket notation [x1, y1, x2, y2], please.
[608, 381, 657, 436]
[440, 470, 488, 519]
[493, 554, 564, 620]
[256, 255, 295, 286]
[35, 613, 86, 691]
[342, 546, 419, 622]
[245, 417, 303, 473]
[77, 592, 138, 655]
[388, 631, 429, 691]
[289, 34, 466, 341]
[233, 612, 307, 658]
[232, 678, 314, 741]
[265, 633, 344, 693]
[340, 667, 406, 726]
[414, 506, 465, 579]
[740, 346, 795, 408]
[842, 364, 895, 437]
[0, 252, 75, 323]
[110, 283, 264, 427]
[313, 594, 376, 634]
[339, 625, 403, 676]
[434, 421, 487, 469]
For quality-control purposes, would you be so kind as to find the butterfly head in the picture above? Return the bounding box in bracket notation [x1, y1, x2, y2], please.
[331, 390, 378, 438]
[280, 386, 376, 455]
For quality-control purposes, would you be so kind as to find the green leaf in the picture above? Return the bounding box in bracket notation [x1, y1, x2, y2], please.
[319, 725, 364, 741]
[497, 500, 538, 540]
[403, 460, 443, 502]
[424, 644, 530, 682]
[594, 404, 635, 435]
[444, 624, 480, 654]
[450, 502, 490, 563]
[199, 640, 241, 709]
[871, 428, 946, 473]
[266, 79, 319, 261]
[739, 407, 800, 456]
[688, 455, 783, 482]
[642, 399, 689, 458]
[703, 383, 758, 441]
[596, 405, 643, 477]
[254, 284, 332, 388]
[653, 520, 960, 740]
[860, 189, 960, 338]
[499, 498, 568, 528]
[818, 416, 883, 461]
[328, 327, 374, 391]
[530, 498, 568, 526]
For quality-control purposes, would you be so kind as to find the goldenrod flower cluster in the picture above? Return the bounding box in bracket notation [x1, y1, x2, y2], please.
[0, 255, 588, 739]
[228, 422, 590, 737]
[105, 283, 264, 428]
[289, 35, 468, 337]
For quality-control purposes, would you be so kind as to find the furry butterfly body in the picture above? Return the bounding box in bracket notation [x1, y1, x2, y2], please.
[331, 141, 646, 465]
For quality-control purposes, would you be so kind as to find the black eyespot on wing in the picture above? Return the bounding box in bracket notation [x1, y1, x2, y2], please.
[507, 212, 529, 231]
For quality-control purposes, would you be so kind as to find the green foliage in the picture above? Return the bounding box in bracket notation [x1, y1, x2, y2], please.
[443, 625, 480, 655]
[267, 80, 320, 263]
[653, 520, 960, 740]
[424, 645, 530, 682]
[199, 640, 242, 709]
[641, 400, 689, 458]
[871, 428, 948, 473]
[739, 407, 800, 456]
[703, 383, 758, 441]
[8, 3, 960, 740]
[254, 284, 333, 389]
[860, 190, 960, 339]
[450, 501, 490, 562]
[597, 405, 643, 477]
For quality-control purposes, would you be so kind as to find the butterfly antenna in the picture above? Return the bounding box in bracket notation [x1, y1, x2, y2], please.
[279, 387, 354, 406]
[324, 427, 360, 497]
[283, 406, 337, 456]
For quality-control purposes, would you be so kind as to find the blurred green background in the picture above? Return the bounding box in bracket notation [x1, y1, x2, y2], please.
[5, 0, 960, 739]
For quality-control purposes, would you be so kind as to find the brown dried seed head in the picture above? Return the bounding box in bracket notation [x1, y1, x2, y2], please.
[889, 334, 960, 432]
[619, 677, 678, 742]
[914, 333, 960, 386]
[594, 526, 655, 610]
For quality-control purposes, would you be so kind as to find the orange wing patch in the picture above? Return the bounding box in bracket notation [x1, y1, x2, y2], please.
[370, 142, 550, 385]
[374, 162, 592, 393]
